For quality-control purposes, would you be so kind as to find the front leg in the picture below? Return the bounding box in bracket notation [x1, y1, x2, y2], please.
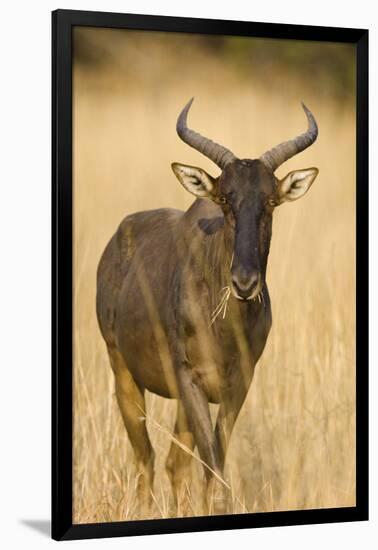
[166, 401, 194, 516]
[215, 401, 244, 475]
[215, 371, 253, 473]
[176, 364, 227, 514]
[215, 312, 269, 474]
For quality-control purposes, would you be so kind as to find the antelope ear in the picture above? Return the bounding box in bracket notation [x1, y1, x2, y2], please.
[277, 167, 318, 203]
[172, 163, 216, 199]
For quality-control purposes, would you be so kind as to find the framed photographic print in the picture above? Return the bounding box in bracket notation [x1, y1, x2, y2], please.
[52, 9, 368, 541]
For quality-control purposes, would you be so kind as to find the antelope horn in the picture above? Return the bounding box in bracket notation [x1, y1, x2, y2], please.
[176, 97, 237, 169]
[259, 103, 318, 172]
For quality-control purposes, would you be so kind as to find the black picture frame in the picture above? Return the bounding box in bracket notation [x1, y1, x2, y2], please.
[52, 9, 369, 541]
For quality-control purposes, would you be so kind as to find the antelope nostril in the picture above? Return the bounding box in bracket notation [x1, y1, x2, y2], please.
[249, 275, 259, 292]
[231, 272, 261, 298]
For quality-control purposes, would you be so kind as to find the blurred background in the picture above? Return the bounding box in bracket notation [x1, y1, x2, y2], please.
[72, 27, 356, 523]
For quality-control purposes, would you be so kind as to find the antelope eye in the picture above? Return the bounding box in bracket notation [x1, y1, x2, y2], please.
[219, 195, 228, 205]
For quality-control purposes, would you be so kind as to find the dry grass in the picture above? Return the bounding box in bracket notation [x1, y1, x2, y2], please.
[72, 31, 356, 523]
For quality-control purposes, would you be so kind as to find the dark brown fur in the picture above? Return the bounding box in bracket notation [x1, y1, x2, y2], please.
[97, 159, 279, 513]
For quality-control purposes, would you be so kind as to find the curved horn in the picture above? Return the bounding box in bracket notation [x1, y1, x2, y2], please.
[260, 103, 318, 172]
[176, 97, 237, 169]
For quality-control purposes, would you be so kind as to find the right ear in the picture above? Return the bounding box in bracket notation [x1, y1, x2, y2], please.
[171, 163, 217, 199]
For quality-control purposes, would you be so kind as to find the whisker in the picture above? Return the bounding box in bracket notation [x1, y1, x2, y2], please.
[210, 286, 231, 325]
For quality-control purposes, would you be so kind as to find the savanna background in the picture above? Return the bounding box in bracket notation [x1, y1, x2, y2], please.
[73, 28, 356, 523]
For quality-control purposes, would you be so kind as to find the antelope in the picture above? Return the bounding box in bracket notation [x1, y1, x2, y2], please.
[96, 98, 318, 514]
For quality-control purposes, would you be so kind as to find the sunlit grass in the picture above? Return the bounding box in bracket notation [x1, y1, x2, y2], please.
[72, 45, 356, 523]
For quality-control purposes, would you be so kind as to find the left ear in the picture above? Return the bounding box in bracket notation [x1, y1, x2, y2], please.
[277, 167, 319, 203]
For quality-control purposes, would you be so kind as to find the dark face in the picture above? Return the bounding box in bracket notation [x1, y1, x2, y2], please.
[173, 156, 318, 301]
[217, 159, 277, 301]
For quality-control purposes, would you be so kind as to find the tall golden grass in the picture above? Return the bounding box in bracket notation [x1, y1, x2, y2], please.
[72, 30, 356, 523]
